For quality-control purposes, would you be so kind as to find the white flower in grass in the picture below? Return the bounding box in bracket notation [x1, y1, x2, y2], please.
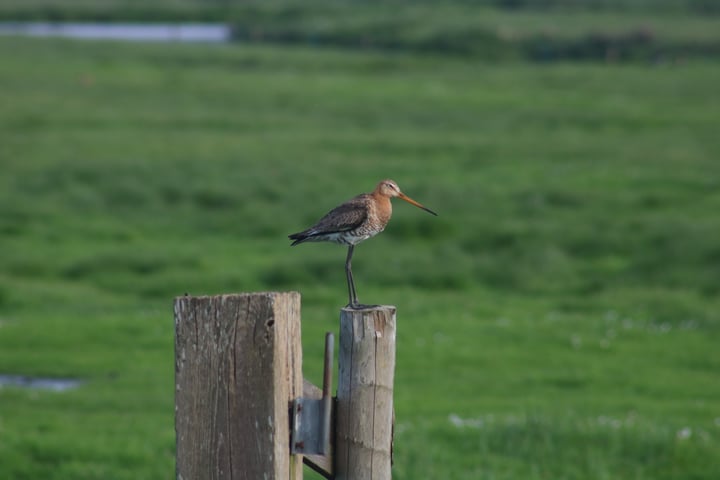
[448, 414, 483, 429]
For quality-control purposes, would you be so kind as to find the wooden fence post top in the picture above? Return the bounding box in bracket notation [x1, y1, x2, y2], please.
[340, 305, 396, 314]
[174, 291, 300, 304]
[340, 304, 395, 310]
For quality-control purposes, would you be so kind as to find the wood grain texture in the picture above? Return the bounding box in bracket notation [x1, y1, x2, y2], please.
[336, 306, 396, 480]
[174, 292, 303, 480]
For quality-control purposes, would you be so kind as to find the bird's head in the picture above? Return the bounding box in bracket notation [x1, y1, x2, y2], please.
[376, 179, 437, 216]
[377, 179, 402, 198]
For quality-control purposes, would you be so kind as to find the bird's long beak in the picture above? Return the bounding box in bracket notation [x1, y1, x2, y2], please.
[398, 192, 438, 216]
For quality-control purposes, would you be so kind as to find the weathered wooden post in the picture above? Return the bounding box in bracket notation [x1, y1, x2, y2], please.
[335, 306, 396, 480]
[174, 292, 303, 480]
[174, 294, 397, 480]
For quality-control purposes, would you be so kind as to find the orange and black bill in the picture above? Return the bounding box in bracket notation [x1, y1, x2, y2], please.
[398, 193, 438, 216]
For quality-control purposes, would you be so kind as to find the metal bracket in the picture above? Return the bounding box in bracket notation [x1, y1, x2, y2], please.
[291, 332, 334, 456]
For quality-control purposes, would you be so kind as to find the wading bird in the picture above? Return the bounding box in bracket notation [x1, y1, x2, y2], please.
[289, 179, 437, 308]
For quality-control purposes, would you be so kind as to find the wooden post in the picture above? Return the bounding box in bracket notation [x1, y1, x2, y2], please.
[336, 306, 396, 480]
[174, 292, 303, 480]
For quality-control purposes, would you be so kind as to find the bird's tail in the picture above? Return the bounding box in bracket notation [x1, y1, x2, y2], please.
[288, 232, 309, 246]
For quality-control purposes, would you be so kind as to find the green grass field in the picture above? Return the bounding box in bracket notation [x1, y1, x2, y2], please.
[1, 27, 719, 479]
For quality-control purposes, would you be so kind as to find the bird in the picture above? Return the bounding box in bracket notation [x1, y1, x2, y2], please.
[289, 179, 437, 309]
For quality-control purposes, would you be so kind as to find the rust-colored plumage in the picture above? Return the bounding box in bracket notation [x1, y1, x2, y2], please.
[289, 179, 437, 308]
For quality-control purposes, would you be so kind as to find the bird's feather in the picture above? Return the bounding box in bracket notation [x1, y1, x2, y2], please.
[289, 194, 369, 245]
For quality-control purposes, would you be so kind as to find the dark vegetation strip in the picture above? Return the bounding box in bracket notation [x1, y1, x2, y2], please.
[2, 0, 720, 62]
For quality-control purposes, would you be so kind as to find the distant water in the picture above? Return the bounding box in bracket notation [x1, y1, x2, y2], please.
[0, 374, 83, 392]
[0, 22, 231, 43]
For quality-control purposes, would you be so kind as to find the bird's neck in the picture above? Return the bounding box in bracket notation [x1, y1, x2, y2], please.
[371, 192, 393, 224]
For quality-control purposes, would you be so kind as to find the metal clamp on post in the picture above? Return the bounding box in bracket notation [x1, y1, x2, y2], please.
[291, 332, 334, 456]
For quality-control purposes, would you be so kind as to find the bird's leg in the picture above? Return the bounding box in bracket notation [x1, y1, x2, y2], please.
[345, 245, 359, 307]
[344, 245, 379, 309]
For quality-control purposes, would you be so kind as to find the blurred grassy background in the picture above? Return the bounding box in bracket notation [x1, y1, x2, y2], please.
[3, 0, 720, 61]
[1, 1, 719, 479]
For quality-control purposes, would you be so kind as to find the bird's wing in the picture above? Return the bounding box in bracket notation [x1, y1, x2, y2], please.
[308, 195, 368, 235]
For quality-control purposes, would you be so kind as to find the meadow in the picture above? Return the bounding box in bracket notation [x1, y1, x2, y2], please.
[1, 23, 720, 480]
